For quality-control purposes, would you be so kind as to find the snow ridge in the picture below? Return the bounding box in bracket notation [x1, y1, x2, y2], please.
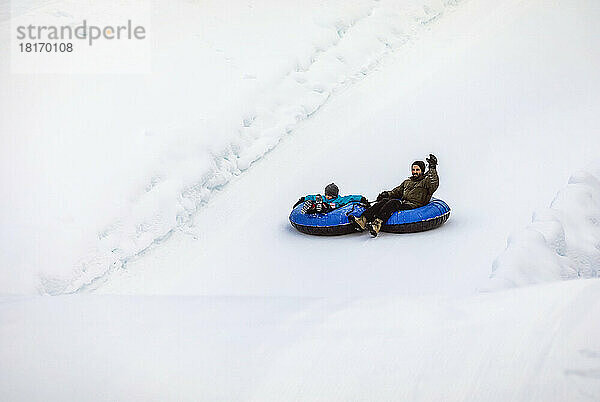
[40, 0, 461, 295]
[489, 163, 600, 289]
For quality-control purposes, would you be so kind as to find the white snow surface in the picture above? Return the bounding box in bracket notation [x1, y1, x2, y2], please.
[1, 0, 459, 295]
[1, 0, 600, 400]
[92, 0, 600, 299]
[2, 279, 600, 401]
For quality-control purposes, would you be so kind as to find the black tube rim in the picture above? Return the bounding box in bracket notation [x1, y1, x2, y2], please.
[290, 222, 357, 236]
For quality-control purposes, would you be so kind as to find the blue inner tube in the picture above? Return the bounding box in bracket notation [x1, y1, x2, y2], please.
[289, 202, 366, 236]
[289, 198, 450, 236]
[382, 198, 451, 233]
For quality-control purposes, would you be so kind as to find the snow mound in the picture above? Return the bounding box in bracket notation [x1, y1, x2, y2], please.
[37, 0, 461, 295]
[489, 162, 600, 289]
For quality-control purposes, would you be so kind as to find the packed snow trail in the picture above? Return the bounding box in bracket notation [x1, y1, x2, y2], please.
[97, 0, 600, 296]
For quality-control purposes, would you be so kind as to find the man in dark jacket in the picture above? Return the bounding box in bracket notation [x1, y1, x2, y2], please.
[349, 154, 439, 237]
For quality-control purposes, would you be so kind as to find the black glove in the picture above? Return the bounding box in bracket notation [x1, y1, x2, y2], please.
[293, 197, 305, 208]
[301, 200, 315, 214]
[315, 200, 324, 213]
[426, 154, 438, 168]
[360, 196, 369, 206]
[316, 202, 331, 213]
[377, 191, 390, 201]
[314, 195, 328, 213]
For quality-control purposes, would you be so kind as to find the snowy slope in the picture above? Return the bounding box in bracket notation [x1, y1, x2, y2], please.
[95, 0, 600, 297]
[1, 0, 600, 400]
[0, 0, 460, 295]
